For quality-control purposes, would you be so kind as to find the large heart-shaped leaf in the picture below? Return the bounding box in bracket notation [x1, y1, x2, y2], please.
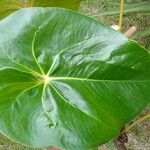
[0, 0, 81, 19]
[0, 8, 150, 150]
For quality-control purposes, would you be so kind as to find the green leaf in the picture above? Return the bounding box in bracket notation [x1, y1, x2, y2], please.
[0, 0, 81, 20]
[89, 2, 150, 17]
[0, 8, 150, 150]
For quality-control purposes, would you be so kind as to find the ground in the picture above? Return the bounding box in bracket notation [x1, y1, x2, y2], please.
[0, 0, 150, 149]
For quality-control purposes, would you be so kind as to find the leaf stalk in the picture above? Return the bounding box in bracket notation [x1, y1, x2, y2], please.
[125, 114, 150, 133]
[119, 0, 124, 32]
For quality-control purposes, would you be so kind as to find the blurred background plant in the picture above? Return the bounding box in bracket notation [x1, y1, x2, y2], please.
[0, 0, 81, 19]
[0, 0, 150, 149]
[80, 0, 150, 50]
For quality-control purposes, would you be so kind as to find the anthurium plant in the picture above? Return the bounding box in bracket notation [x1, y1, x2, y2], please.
[0, 7, 150, 150]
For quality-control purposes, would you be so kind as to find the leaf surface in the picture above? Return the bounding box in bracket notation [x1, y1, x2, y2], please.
[0, 8, 150, 150]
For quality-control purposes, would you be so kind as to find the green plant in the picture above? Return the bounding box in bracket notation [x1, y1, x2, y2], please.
[0, 7, 150, 150]
[85, 0, 150, 51]
[89, 1, 150, 17]
[0, 0, 81, 19]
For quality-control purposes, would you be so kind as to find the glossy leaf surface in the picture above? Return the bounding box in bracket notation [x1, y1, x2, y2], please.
[0, 0, 81, 19]
[0, 8, 150, 150]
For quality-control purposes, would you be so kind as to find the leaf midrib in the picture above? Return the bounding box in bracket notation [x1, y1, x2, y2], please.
[48, 76, 150, 83]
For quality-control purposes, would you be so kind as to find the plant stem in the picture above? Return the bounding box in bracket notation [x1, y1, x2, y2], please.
[119, 0, 124, 32]
[124, 26, 137, 37]
[125, 114, 150, 133]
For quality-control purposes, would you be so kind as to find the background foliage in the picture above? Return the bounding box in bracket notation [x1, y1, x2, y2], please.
[81, 0, 150, 50]
[0, 0, 81, 19]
